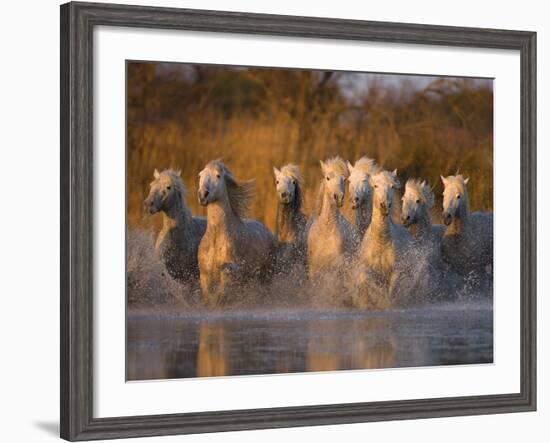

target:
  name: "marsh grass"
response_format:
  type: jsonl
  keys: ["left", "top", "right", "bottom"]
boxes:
{"left": 127, "top": 63, "right": 492, "bottom": 233}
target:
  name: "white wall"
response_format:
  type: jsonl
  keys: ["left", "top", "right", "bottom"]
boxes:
{"left": 0, "top": 0, "right": 546, "bottom": 441}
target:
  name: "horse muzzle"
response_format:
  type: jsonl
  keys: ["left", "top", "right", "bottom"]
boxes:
{"left": 333, "top": 193, "right": 344, "bottom": 208}
{"left": 279, "top": 192, "right": 291, "bottom": 204}
{"left": 144, "top": 198, "right": 159, "bottom": 215}
{"left": 198, "top": 190, "right": 210, "bottom": 206}
{"left": 401, "top": 214, "right": 412, "bottom": 226}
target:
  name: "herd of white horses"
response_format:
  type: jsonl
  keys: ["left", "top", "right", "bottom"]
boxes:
{"left": 143, "top": 156, "right": 493, "bottom": 309}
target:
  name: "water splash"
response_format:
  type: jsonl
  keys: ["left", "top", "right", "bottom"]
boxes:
{"left": 127, "top": 230, "right": 201, "bottom": 309}
{"left": 127, "top": 229, "right": 492, "bottom": 312}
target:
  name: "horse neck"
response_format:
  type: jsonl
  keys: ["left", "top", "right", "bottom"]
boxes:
{"left": 411, "top": 207, "right": 432, "bottom": 239}
{"left": 370, "top": 206, "right": 392, "bottom": 243}
{"left": 355, "top": 201, "right": 372, "bottom": 235}
{"left": 277, "top": 200, "right": 302, "bottom": 242}
{"left": 446, "top": 202, "right": 470, "bottom": 236}
{"left": 205, "top": 194, "right": 241, "bottom": 233}
{"left": 162, "top": 196, "right": 192, "bottom": 233}
{"left": 319, "top": 191, "right": 339, "bottom": 226}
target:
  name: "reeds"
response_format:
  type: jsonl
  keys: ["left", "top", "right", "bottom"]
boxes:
{"left": 128, "top": 63, "right": 493, "bottom": 233}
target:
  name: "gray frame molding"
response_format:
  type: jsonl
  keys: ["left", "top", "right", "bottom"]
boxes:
{"left": 60, "top": 2, "right": 536, "bottom": 441}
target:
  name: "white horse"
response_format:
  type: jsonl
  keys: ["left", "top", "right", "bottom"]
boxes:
{"left": 401, "top": 179, "right": 444, "bottom": 251}
{"left": 400, "top": 178, "right": 449, "bottom": 301}
{"left": 356, "top": 169, "right": 410, "bottom": 308}
{"left": 441, "top": 174, "right": 493, "bottom": 275}
{"left": 273, "top": 164, "right": 308, "bottom": 270}
{"left": 144, "top": 168, "right": 206, "bottom": 283}
{"left": 347, "top": 156, "right": 379, "bottom": 237}
{"left": 197, "top": 160, "right": 276, "bottom": 306}
{"left": 307, "top": 157, "right": 360, "bottom": 281}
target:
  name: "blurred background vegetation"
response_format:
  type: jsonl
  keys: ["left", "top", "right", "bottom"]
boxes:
{"left": 127, "top": 62, "right": 493, "bottom": 232}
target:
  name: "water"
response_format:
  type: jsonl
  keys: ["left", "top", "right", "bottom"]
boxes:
{"left": 127, "top": 302, "right": 493, "bottom": 380}
{"left": 126, "top": 230, "right": 493, "bottom": 380}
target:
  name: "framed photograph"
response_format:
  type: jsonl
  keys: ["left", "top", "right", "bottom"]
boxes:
{"left": 60, "top": 1, "right": 536, "bottom": 440}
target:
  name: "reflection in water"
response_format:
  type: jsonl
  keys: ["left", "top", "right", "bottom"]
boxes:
{"left": 197, "top": 323, "right": 230, "bottom": 377}
{"left": 127, "top": 302, "right": 493, "bottom": 381}
{"left": 306, "top": 318, "right": 396, "bottom": 372}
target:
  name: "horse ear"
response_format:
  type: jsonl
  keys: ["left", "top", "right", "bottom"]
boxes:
{"left": 175, "top": 169, "right": 181, "bottom": 177}
{"left": 319, "top": 160, "right": 326, "bottom": 173}
{"left": 154, "top": 169, "right": 160, "bottom": 179}
{"left": 391, "top": 169, "right": 398, "bottom": 178}
{"left": 273, "top": 166, "right": 280, "bottom": 177}
{"left": 346, "top": 160, "right": 354, "bottom": 173}
{"left": 441, "top": 175, "right": 447, "bottom": 186}
{"left": 421, "top": 180, "right": 426, "bottom": 187}
{"left": 464, "top": 177, "right": 470, "bottom": 185}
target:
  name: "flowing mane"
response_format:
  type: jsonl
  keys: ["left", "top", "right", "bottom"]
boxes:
{"left": 206, "top": 159, "right": 255, "bottom": 219}
{"left": 324, "top": 156, "right": 349, "bottom": 177}
{"left": 353, "top": 156, "right": 379, "bottom": 175}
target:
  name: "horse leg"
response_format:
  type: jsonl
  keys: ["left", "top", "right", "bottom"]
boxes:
{"left": 219, "top": 262, "right": 240, "bottom": 304}
{"left": 387, "top": 271, "right": 402, "bottom": 308}
{"left": 351, "top": 268, "right": 371, "bottom": 309}
{"left": 200, "top": 272, "right": 219, "bottom": 308}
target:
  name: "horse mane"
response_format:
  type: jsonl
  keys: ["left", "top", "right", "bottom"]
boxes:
{"left": 353, "top": 156, "right": 379, "bottom": 175}
{"left": 371, "top": 169, "right": 400, "bottom": 189}
{"left": 324, "top": 156, "right": 349, "bottom": 178}
{"left": 406, "top": 179, "right": 434, "bottom": 208}
{"left": 207, "top": 159, "right": 255, "bottom": 219}
{"left": 280, "top": 164, "right": 304, "bottom": 211}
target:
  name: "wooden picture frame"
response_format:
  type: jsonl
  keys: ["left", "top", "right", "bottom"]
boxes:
{"left": 60, "top": 1, "right": 536, "bottom": 440}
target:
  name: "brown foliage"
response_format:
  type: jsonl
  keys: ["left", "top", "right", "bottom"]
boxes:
{"left": 128, "top": 63, "right": 492, "bottom": 232}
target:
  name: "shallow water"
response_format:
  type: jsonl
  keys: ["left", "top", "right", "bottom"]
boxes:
{"left": 127, "top": 302, "right": 493, "bottom": 380}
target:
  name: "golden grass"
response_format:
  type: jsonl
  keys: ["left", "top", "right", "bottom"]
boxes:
{"left": 127, "top": 63, "right": 493, "bottom": 233}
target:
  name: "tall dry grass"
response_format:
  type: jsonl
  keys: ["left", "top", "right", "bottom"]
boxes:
{"left": 127, "top": 63, "right": 493, "bottom": 233}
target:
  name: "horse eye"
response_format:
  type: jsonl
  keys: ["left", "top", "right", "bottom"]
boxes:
{"left": 326, "top": 176, "right": 330, "bottom": 181}
{"left": 457, "top": 195, "right": 461, "bottom": 199}
{"left": 216, "top": 173, "right": 221, "bottom": 179}
{"left": 276, "top": 180, "right": 279, "bottom": 185}
{"left": 416, "top": 199, "right": 420, "bottom": 204}
{"left": 374, "top": 184, "right": 378, "bottom": 188}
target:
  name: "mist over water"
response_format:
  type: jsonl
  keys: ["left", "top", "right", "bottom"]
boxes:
{"left": 127, "top": 229, "right": 493, "bottom": 380}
